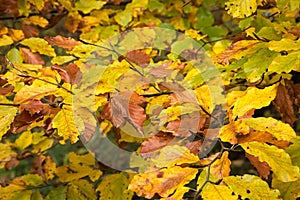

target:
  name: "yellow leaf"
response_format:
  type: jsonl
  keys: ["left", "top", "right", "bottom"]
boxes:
{"left": 28, "top": 0, "right": 44, "bottom": 11}
{"left": 68, "top": 152, "right": 96, "bottom": 166}
{"left": 219, "top": 120, "right": 250, "bottom": 144}
{"left": 268, "top": 38, "right": 300, "bottom": 52}
{"left": 232, "top": 84, "right": 277, "bottom": 119}
{"left": 24, "top": 16, "right": 49, "bottom": 28}
{"left": 44, "top": 156, "right": 56, "bottom": 180}
{"left": 241, "top": 142, "right": 300, "bottom": 182}
{"left": 225, "top": 0, "right": 258, "bottom": 18}
{"left": 20, "top": 38, "right": 56, "bottom": 57}
{"left": 56, "top": 163, "right": 95, "bottom": 182}
{"left": 223, "top": 174, "right": 280, "bottom": 199}
{"left": 67, "top": 179, "right": 97, "bottom": 200}
{"left": 32, "top": 138, "right": 54, "bottom": 153}
{"left": 128, "top": 166, "right": 198, "bottom": 198}
{"left": 0, "top": 35, "right": 14, "bottom": 46}
{"left": 152, "top": 145, "right": 200, "bottom": 168}
{"left": 243, "top": 117, "right": 296, "bottom": 141}
{"left": 96, "top": 173, "right": 134, "bottom": 200}
{"left": 8, "top": 29, "right": 24, "bottom": 41}
{"left": 51, "top": 56, "right": 76, "bottom": 65}
{"left": 0, "top": 97, "right": 18, "bottom": 139}
{"left": 210, "top": 151, "right": 231, "bottom": 180}
{"left": 202, "top": 183, "right": 237, "bottom": 200}
{"left": 52, "top": 107, "right": 80, "bottom": 144}
{"left": 15, "top": 131, "right": 33, "bottom": 150}
{"left": 75, "top": 0, "right": 106, "bottom": 14}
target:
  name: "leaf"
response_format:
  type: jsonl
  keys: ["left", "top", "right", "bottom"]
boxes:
{"left": 210, "top": 151, "right": 231, "bottom": 180}
{"left": 51, "top": 56, "right": 76, "bottom": 65}
{"left": 125, "top": 50, "right": 150, "bottom": 67}
{"left": 20, "top": 38, "right": 56, "bottom": 57}
{"left": 45, "top": 35, "right": 80, "bottom": 50}
{"left": 0, "top": 35, "right": 14, "bottom": 46}
{"left": 243, "top": 117, "right": 296, "bottom": 141}
{"left": 28, "top": 0, "right": 44, "bottom": 11}
{"left": 241, "top": 142, "right": 300, "bottom": 182}
{"left": 15, "top": 130, "right": 33, "bottom": 150}
{"left": 17, "top": 174, "right": 43, "bottom": 186}
{"left": 268, "top": 38, "right": 300, "bottom": 51}
{"left": 223, "top": 174, "right": 280, "bottom": 199}
{"left": 0, "top": 100, "right": 18, "bottom": 139}
{"left": 20, "top": 47, "right": 45, "bottom": 65}
{"left": 68, "top": 152, "right": 96, "bottom": 166}
{"left": 67, "top": 179, "right": 97, "bottom": 200}
{"left": 140, "top": 133, "right": 174, "bottom": 155}
{"left": 232, "top": 84, "right": 277, "bottom": 119}
{"left": 201, "top": 183, "right": 237, "bottom": 200}
{"left": 286, "top": 137, "right": 300, "bottom": 168}
{"left": 96, "top": 173, "right": 134, "bottom": 200}
{"left": 52, "top": 107, "right": 80, "bottom": 144}
{"left": 268, "top": 51, "right": 300, "bottom": 74}
{"left": 246, "top": 153, "right": 271, "bottom": 179}
{"left": 52, "top": 63, "right": 82, "bottom": 84}
{"left": 114, "top": 10, "right": 132, "bottom": 27}
{"left": 45, "top": 185, "right": 67, "bottom": 200}
{"left": 152, "top": 145, "right": 200, "bottom": 168}
{"left": 272, "top": 178, "right": 300, "bottom": 200}
{"left": 225, "top": 0, "right": 258, "bottom": 18}
{"left": 24, "top": 16, "right": 48, "bottom": 28}
{"left": 273, "top": 83, "right": 298, "bottom": 125}
{"left": 75, "top": 0, "right": 106, "bottom": 14}
{"left": 128, "top": 166, "right": 198, "bottom": 198}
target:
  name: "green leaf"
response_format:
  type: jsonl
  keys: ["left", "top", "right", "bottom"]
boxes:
{"left": 114, "top": 10, "right": 132, "bottom": 27}
{"left": 21, "top": 174, "right": 43, "bottom": 186}
{"left": 241, "top": 142, "right": 300, "bottom": 182}
{"left": 96, "top": 173, "right": 134, "bottom": 200}
{"left": 75, "top": 0, "right": 106, "bottom": 14}
{"left": 243, "top": 117, "right": 297, "bottom": 141}
{"left": 45, "top": 186, "right": 67, "bottom": 200}
{"left": 194, "top": 7, "right": 214, "bottom": 29}
{"left": 268, "top": 51, "right": 300, "bottom": 74}
{"left": 20, "top": 38, "right": 56, "bottom": 57}
{"left": 223, "top": 174, "right": 280, "bottom": 199}
{"left": 7, "top": 48, "right": 23, "bottom": 64}
{"left": 232, "top": 84, "right": 277, "bottom": 119}
{"left": 272, "top": 178, "right": 300, "bottom": 200}
{"left": 286, "top": 137, "right": 300, "bottom": 168}
{"left": 243, "top": 48, "right": 278, "bottom": 82}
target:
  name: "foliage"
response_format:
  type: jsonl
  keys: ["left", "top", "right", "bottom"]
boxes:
{"left": 0, "top": 0, "right": 300, "bottom": 199}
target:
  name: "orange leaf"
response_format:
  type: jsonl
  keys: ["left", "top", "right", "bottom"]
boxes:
{"left": 45, "top": 35, "right": 80, "bottom": 50}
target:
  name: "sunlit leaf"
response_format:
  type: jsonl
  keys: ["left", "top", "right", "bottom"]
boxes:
{"left": 128, "top": 166, "right": 198, "bottom": 198}
{"left": 20, "top": 38, "right": 56, "bottom": 57}
{"left": 241, "top": 142, "right": 300, "bottom": 182}
{"left": 232, "top": 84, "right": 277, "bottom": 119}
{"left": 223, "top": 174, "right": 280, "bottom": 199}
{"left": 225, "top": 0, "right": 258, "bottom": 18}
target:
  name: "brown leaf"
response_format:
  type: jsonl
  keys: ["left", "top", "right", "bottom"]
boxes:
{"left": 246, "top": 153, "right": 271, "bottom": 179}
{"left": 166, "top": 114, "right": 207, "bottom": 137}
{"left": 101, "top": 91, "right": 146, "bottom": 136}
{"left": 11, "top": 110, "right": 44, "bottom": 133}
{"left": 21, "top": 24, "right": 39, "bottom": 38}
{"left": 140, "top": 132, "right": 175, "bottom": 156}
{"left": 0, "top": 0, "right": 19, "bottom": 16}
{"left": 5, "top": 155, "right": 19, "bottom": 170}
{"left": 125, "top": 50, "right": 150, "bottom": 67}
{"left": 51, "top": 63, "right": 82, "bottom": 84}
{"left": 44, "top": 35, "right": 79, "bottom": 50}
{"left": 288, "top": 26, "right": 300, "bottom": 37}
{"left": 19, "top": 100, "right": 51, "bottom": 116}
{"left": 185, "top": 140, "right": 203, "bottom": 155}
{"left": 149, "top": 65, "right": 174, "bottom": 78}
{"left": 30, "top": 155, "right": 46, "bottom": 180}
{"left": 273, "top": 83, "right": 297, "bottom": 126}
{"left": 20, "top": 47, "right": 45, "bottom": 65}
{"left": 0, "top": 78, "right": 14, "bottom": 95}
